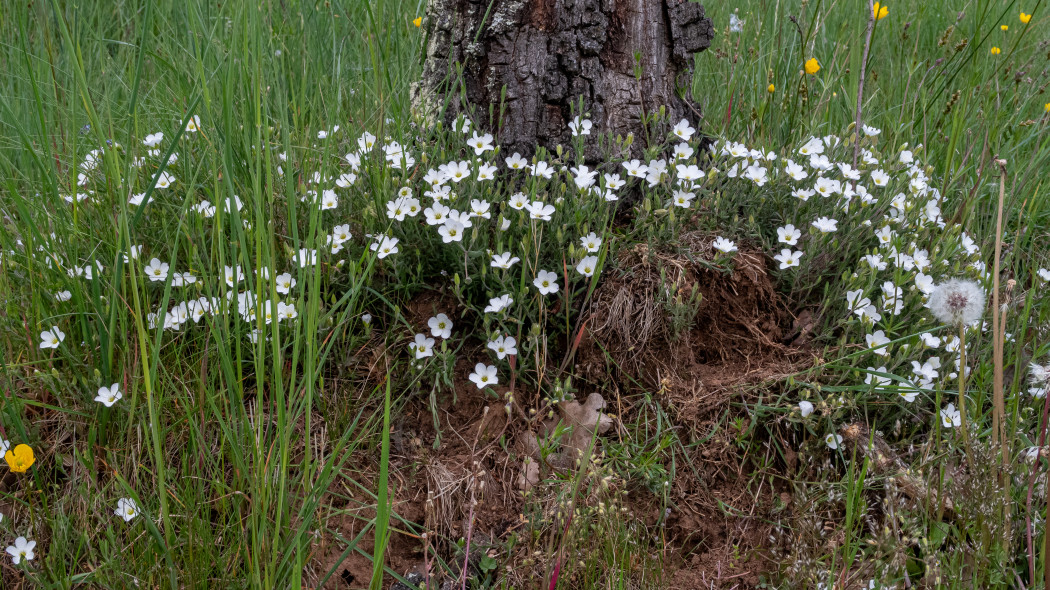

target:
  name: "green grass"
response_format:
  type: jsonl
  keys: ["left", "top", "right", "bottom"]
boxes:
{"left": 0, "top": 0, "right": 1048, "bottom": 588}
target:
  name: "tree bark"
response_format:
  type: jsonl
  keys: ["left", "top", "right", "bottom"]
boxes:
{"left": 414, "top": 0, "right": 714, "bottom": 157}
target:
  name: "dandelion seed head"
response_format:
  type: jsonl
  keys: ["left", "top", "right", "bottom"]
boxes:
{"left": 928, "top": 279, "right": 984, "bottom": 325}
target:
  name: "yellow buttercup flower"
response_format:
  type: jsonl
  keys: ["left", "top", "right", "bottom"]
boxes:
{"left": 990, "top": 46, "right": 1001, "bottom": 55}
{"left": 5, "top": 444, "right": 35, "bottom": 473}
{"left": 1045, "top": 102, "right": 1050, "bottom": 112}
{"left": 767, "top": 84, "right": 775, "bottom": 93}
{"left": 804, "top": 58, "right": 821, "bottom": 75}
{"left": 413, "top": 17, "right": 422, "bottom": 27}
{"left": 1020, "top": 12, "right": 1032, "bottom": 24}
{"left": 873, "top": 2, "right": 888, "bottom": 20}
{"left": 1001, "top": 24, "right": 1009, "bottom": 31}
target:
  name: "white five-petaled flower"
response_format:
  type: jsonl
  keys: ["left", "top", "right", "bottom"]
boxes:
{"left": 6, "top": 537, "right": 36, "bottom": 564}
{"left": 487, "top": 335, "right": 518, "bottom": 359}
{"left": 533, "top": 270, "right": 559, "bottom": 295}
{"left": 428, "top": 314, "right": 453, "bottom": 339}
{"left": 825, "top": 433, "right": 842, "bottom": 450}
{"left": 811, "top": 217, "right": 838, "bottom": 233}
{"left": 155, "top": 172, "right": 175, "bottom": 189}
{"left": 569, "top": 116, "right": 593, "bottom": 136}
{"left": 143, "top": 132, "right": 164, "bottom": 147}
{"left": 491, "top": 252, "right": 521, "bottom": 269}
{"left": 798, "top": 400, "right": 814, "bottom": 417}
{"left": 712, "top": 237, "right": 737, "bottom": 254}
{"left": 467, "top": 132, "right": 494, "bottom": 154}
{"left": 468, "top": 363, "right": 499, "bottom": 389}
{"left": 411, "top": 333, "right": 435, "bottom": 359}
{"left": 576, "top": 255, "right": 598, "bottom": 277}
{"left": 485, "top": 294, "right": 513, "bottom": 314}
{"left": 145, "top": 258, "right": 169, "bottom": 282}
{"left": 371, "top": 236, "right": 400, "bottom": 259}
{"left": 580, "top": 233, "right": 602, "bottom": 252}
{"left": 672, "top": 119, "right": 695, "bottom": 141}
{"left": 40, "top": 326, "right": 65, "bottom": 349}
{"left": 95, "top": 383, "right": 122, "bottom": 407}
{"left": 777, "top": 225, "right": 801, "bottom": 246}
{"left": 505, "top": 153, "right": 528, "bottom": 170}
{"left": 940, "top": 403, "right": 961, "bottom": 428}
{"left": 115, "top": 498, "right": 139, "bottom": 522}
{"left": 866, "top": 330, "right": 891, "bottom": 355}
{"left": 774, "top": 249, "right": 803, "bottom": 269}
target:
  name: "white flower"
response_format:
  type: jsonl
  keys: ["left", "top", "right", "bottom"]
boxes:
{"left": 742, "top": 164, "right": 768, "bottom": 186}
{"left": 468, "top": 363, "right": 499, "bottom": 389}
{"left": 774, "top": 249, "right": 803, "bottom": 269}
{"left": 940, "top": 403, "right": 961, "bottom": 428}
{"left": 185, "top": 115, "right": 201, "bottom": 133}
{"left": 799, "top": 400, "right": 814, "bottom": 417}
{"left": 143, "top": 132, "right": 164, "bottom": 147}
{"left": 55, "top": 290, "right": 72, "bottom": 302}
{"left": 675, "top": 164, "right": 705, "bottom": 183}
{"left": 569, "top": 116, "right": 592, "bottom": 136}
{"left": 6, "top": 537, "right": 36, "bottom": 564}
{"left": 155, "top": 171, "right": 175, "bottom": 189}
{"left": 870, "top": 169, "right": 890, "bottom": 187}
{"left": 224, "top": 265, "right": 244, "bottom": 287}
{"left": 580, "top": 233, "right": 602, "bottom": 252}
{"left": 672, "top": 119, "right": 695, "bottom": 141}
{"left": 296, "top": 248, "right": 317, "bottom": 267}
{"left": 671, "top": 190, "right": 695, "bottom": 208}
{"left": 1038, "top": 268, "right": 1050, "bottom": 282}
{"left": 277, "top": 301, "right": 298, "bottom": 321}
{"left": 865, "top": 366, "right": 891, "bottom": 387}
{"left": 428, "top": 314, "right": 453, "bottom": 339}
{"left": 811, "top": 217, "right": 838, "bottom": 233}
{"left": 95, "top": 383, "right": 122, "bottom": 407}
{"left": 171, "top": 272, "right": 197, "bottom": 287}
{"left": 40, "top": 326, "right": 66, "bottom": 349}
{"left": 145, "top": 258, "right": 169, "bottom": 282}
{"left": 505, "top": 153, "right": 528, "bottom": 170}
{"left": 129, "top": 192, "right": 150, "bottom": 206}
{"left": 528, "top": 201, "right": 555, "bottom": 221}
{"left": 673, "top": 143, "right": 694, "bottom": 160}
{"left": 442, "top": 160, "right": 471, "bottom": 183}
{"left": 784, "top": 160, "right": 808, "bottom": 181}
{"left": 825, "top": 433, "right": 843, "bottom": 450}
{"left": 491, "top": 252, "right": 521, "bottom": 269}
{"left": 862, "top": 125, "right": 881, "bottom": 136}
{"left": 371, "top": 236, "right": 400, "bottom": 259}
{"left": 623, "top": 159, "right": 646, "bottom": 178}
{"left": 411, "top": 333, "right": 435, "bottom": 359}
{"left": 576, "top": 256, "right": 598, "bottom": 277}
{"left": 712, "top": 237, "right": 737, "bottom": 254}
{"left": 866, "top": 330, "right": 891, "bottom": 355}
{"left": 438, "top": 219, "right": 465, "bottom": 243}
{"left": 918, "top": 332, "right": 941, "bottom": 348}
{"left": 321, "top": 190, "right": 339, "bottom": 210}
{"left": 534, "top": 270, "right": 559, "bottom": 295}
{"left": 424, "top": 202, "right": 451, "bottom": 225}
{"left": 928, "top": 279, "right": 985, "bottom": 326}
{"left": 531, "top": 161, "right": 555, "bottom": 179}
{"left": 0, "top": 440, "right": 8, "bottom": 455}
{"left": 487, "top": 335, "right": 518, "bottom": 359}
{"left": 467, "top": 132, "right": 494, "bottom": 154}
{"left": 115, "top": 498, "right": 139, "bottom": 522}
{"left": 777, "top": 225, "right": 801, "bottom": 246}
{"left": 485, "top": 294, "right": 513, "bottom": 314}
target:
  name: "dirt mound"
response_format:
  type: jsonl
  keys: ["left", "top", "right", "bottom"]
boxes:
{"left": 580, "top": 231, "right": 795, "bottom": 418}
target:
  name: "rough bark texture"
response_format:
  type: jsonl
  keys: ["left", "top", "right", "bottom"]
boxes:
{"left": 414, "top": 0, "right": 714, "bottom": 156}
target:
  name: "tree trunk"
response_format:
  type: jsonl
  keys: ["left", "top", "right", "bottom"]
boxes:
{"left": 414, "top": 0, "right": 714, "bottom": 157}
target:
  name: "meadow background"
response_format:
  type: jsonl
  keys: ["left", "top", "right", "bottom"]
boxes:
{"left": 0, "top": 0, "right": 1048, "bottom": 588}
